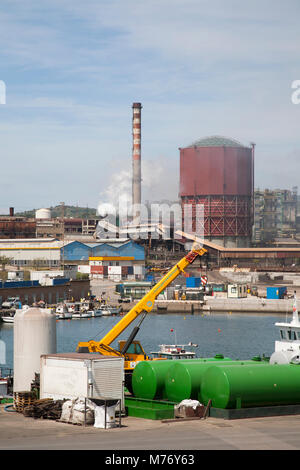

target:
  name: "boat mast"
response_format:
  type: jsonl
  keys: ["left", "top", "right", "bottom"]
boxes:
{"left": 292, "top": 291, "right": 299, "bottom": 325}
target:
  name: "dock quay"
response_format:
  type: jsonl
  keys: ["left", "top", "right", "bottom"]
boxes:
{"left": 1, "top": 403, "right": 300, "bottom": 450}
{"left": 120, "top": 298, "right": 295, "bottom": 314}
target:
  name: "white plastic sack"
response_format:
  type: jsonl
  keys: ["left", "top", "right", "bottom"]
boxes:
{"left": 60, "top": 397, "right": 96, "bottom": 425}
{"left": 174, "top": 399, "right": 204, "bottom": 418}
{"left": 60, "top": 399, "right": 74, "bottom": 423}
{"left": 178, "top": 399, "right": 202, "bottom": 410}
{"left": 94, "top": 404, "right": 117, "bottom": 429}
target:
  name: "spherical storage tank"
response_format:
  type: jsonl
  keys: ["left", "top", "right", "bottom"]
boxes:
{"left": 13, "top": 308, "right": 57, "bottom": 392}
{"left": 35, "top": 208, "right": 51, "bottom": 219}
{"left": 179, "top": 136, "right": 254, "bottom": 247}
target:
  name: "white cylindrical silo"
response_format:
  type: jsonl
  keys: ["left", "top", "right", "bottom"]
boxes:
{"left": 35, "top": 208, "right": 51, "bottom": 219}
{"left": 13, "top": 308, "right": 57, "bottom": 393}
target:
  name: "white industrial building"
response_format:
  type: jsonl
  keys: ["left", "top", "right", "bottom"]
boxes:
{"left": 0, "top": 238, "right": 63, "bottom": 268}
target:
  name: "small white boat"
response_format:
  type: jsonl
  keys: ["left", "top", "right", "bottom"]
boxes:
{"left": 97, "top": 304, "right": 121, "bottom": 316}
{"left": 1, "top": 313, "right": 15, "bottom": 323}
{"left": 1, "top": 305, "right": 30, "bottom": 323}
{"left": 91, "top": 309, "right": 102, "bottom": 317}
{"left": 72, "top": 311, "right": 92, "bottom": 319}
{"left": 150, "top": 343, "right": 198, "bottom": 360}
{"left": 56, "top": 304, "right": 72, "bottom": 320}
{"left": 270, "top": 292, "right": 300, "bottom": 364}
{"left": 80, "top": 311, "right": 92, "bottom": 318}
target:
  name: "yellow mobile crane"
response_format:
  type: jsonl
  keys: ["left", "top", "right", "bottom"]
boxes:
{"left": 77, "top": 244, "right": 207, "bottom": 389}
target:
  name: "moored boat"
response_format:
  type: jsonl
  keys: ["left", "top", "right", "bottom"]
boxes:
{"left": 150, "top": 343, "right": 198, "bottom": 360}
{"left": 1, "top": 305, "right": 30, "bottom": 323}
{"left": 96, "top": 304, "right": 121, "bottom": 316}
{"left": 55, "top": 304, "right": 72, "bottom": 320}
{"left": 270, "top": 292, "right": 300, "bottom": 364}
{"left": 1, "top": 313, "right": 15, "bottom": 323}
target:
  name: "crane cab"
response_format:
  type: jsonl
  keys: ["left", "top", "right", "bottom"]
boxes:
{"left": 118, "top": 340, "right": 148, "bottom": 368}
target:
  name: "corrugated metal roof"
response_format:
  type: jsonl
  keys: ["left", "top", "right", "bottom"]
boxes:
{"left": 187, "top": 135, "right": 247, "bottom": 148}
{"left": 85, "top": 240, "right": 131, "bottom": 249}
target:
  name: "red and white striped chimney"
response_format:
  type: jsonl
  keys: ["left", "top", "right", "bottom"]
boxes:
{"left": 132, "top": 102, "right": 142, "bottom": 222}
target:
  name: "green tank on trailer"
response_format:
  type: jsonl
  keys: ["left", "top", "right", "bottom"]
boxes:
{"left": 165, "top": 358, "right": 268, "bottom": 403}
{"left": 132, "top": 355, "right": 232, "bottom": 400}
{"left": 200, "top": 363, "right": 300, "bottom": 409}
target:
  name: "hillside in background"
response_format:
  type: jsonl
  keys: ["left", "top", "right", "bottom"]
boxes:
{"left": 15, "top": 205, "right": 99, "bottom": 219}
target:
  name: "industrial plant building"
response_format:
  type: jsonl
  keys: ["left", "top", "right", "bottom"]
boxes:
{"left": 0, "top": 208, "right": 36, "bottom": 238}
{"left": 0, "top": 207, "right": 101, "bottom": 240}
{"left": 253, "top": 187, "right": 299, "bottom": 245}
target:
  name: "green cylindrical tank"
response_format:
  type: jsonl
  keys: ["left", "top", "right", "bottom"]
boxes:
{"left": 165, "top": 359, "right": 268, "bottom": 403}
{"left": 132, "top": 355, "right": 232, "bottom": 400}
{"left": 201, "top": 363, "right": 300, "bottom": 409}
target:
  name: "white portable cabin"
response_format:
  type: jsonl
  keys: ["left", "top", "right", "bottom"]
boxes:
{"left": 227, "top": 284, "right": 247, "bottom": 298}
{"left": 40, "top": 353, "right": 124, "bottom": 407}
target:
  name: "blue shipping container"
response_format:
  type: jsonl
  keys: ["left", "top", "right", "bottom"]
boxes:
{"left": 186, "top": 277, "right": 201, "bottom": 288}
{"left": 52, "top": 278, "right": 69, "bottom": 285}
{"left": 267, "top": 286, "right": 287, "bottom": 299}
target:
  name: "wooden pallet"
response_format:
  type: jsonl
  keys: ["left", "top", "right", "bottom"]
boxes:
{"left": 13, "top": 391, "right": 36, "bottom": 413}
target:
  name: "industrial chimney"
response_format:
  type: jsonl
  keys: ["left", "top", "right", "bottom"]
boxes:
{"left": 132, "top": 102, "right": 142, "bottom": 223}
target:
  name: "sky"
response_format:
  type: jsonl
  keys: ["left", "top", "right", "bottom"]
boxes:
{"left": 0, "top": 0, "right": 300, "bottom": 213}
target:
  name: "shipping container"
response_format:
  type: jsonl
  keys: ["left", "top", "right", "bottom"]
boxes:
{"left": 52, "top": 278, "right": 69, "bottom": 285}
{"left": 90, "top": 265, "right": 104, "bottom": 274}
{"left": 186, "top": 277, "right": 201, "bottom": 288}
{"left": 108, "top": 266, "right": 122, "bottom": 274}
{"left": 267, "top": 286, "right": 287, "bottom": 299}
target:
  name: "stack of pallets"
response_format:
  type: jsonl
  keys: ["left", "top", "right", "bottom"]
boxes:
{"left": 13, "top": 391, "right": 36, "bottom": 413}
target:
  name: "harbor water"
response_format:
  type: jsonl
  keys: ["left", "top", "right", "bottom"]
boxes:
{"left": 0, "top": 313, "right": 284, "bottom": 373}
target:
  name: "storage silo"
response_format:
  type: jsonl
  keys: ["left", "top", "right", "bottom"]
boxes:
{"left": 179, "top": 136, "right": 254, "bottom": 247}
{"left": 13, "top": 308, "right": 57, "bottom": 393}
{"left": 35, "top": 208, "right": 51, "bottom": 219}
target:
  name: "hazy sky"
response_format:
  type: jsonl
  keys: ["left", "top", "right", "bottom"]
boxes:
{"left": 0, "top": 0, "right": 300, "bottom": 213}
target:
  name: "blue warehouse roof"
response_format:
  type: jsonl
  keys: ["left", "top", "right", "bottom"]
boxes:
{"left": 62, "top": 239, "right": 145, "bottom": 261}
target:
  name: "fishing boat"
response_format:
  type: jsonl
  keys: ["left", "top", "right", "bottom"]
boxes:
{"left": 150, "top": 343, "right": 198, "bottom": 360}
{"left": 1, "top": 312, "right": 15, "bottom": 323}
{"left": 71, "top": 310, "right": 92, "bottom": 319}
{"left": 270, "top": 292, "right": 300, "bottom": 364}
{"left": 95, "top": 304, "right": 121, "bottom": 316}
{"left": 1, "top": 305, "right": 30, "bottom": 323}
{"left": 55, "top": 304, "right": 72, "bottom": 320}
{"left": 91, "top": 309, "right": 102, "bottom": 317}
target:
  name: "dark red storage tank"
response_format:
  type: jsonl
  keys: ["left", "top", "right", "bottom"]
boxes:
{"left": 179, "top": 136, "right": 254, "bottom": 247}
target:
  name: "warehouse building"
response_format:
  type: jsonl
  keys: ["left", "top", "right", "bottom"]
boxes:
{"left": 62, "top": 239, "right": 145, "bottom": 281}
{"left": 0, "top": 279, "right": 90, "bottom": 307}
{"left": 0, "top": 238, "right": 145, "bottom": 281}
{"left": 0, "top": 238, "right": 63, "bottom": 268}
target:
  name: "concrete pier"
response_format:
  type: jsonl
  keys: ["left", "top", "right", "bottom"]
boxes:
{"left": 121, "top": 297, "right": 294, "bottom": 314}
